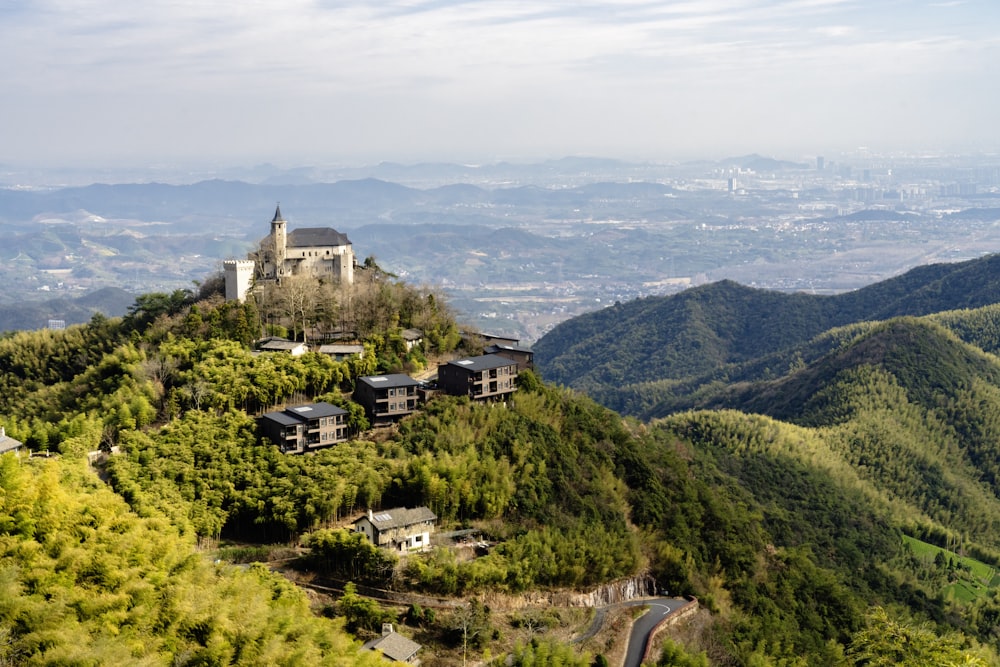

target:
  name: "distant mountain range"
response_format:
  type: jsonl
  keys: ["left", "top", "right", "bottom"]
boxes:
{"left": 0, "top": 176, "right": 691, "bottom": 233}
{"left": 535, "top": 253, "right": 1000, "bottom": 417}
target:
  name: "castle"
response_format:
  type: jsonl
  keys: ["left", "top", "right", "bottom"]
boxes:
{"left": 224, "top": 205, "right": 355, "bottom": 302}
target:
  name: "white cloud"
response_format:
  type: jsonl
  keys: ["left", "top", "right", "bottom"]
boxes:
{"left": 1, "top": 0, "right": 997, "bottom": 165}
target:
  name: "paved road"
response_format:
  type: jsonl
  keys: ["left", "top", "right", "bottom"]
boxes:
{"left": 621, "top": 598, "right": 689, "bottom": 667}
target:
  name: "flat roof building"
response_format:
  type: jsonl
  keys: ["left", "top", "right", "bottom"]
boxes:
{"left": 354, "top": 374, "right": 421, "bottom": 426}
{"left": 258, "top": 402, "right": 349, "bottom": 454}
{"left": 438, "top": 354, "right": 518, "bottom": 402}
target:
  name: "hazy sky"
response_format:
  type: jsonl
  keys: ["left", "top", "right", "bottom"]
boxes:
{"left": 2, "top": 0, "right": 998, "bottom": 167}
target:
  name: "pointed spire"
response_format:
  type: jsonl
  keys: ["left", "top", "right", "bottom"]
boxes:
{"left": 272, "top": 204, "right": 284, "bottom": 223}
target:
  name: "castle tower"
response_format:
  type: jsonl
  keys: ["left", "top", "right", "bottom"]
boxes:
{"left": 223, "top": 259, "right": 256, "bottom": 303}
{"left": 270, "top": 204, "right": 287, "bottom": 278}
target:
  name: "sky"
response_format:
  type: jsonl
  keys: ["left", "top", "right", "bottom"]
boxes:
{"left": 2, "top": 0, "right": 999, "bottom": 168}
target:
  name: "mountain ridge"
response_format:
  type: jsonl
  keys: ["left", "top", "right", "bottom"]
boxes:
{"left": 536, "top": 253, "right": 1000, "bottom": 404}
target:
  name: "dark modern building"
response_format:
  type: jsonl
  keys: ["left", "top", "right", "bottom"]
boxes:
{"left": 437, "top": 354, "right": 518, "bottom": 401}
{"left": 258, "top": 402, "right": 349, "bottom": 454}
{"left": 353, "top": 374, "right": 421, "bottom": 426}
{"left": 484, "top": 342, "right": 534, "bottom": 372}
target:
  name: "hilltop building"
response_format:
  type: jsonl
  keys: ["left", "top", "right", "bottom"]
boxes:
{"left": 224, "top": 205, "right": 355, "bottom": 303}
{"left": 258, "top": 402, "right": 349, "bottom": 454}
{"left": 438, "top": 354, "right": 518, "bottom": 402}
{"left": 484, "top": 342, "right": 534, "bottom": 372}
{"left": 354, "top": 374, "right": 421, "bottom": 426}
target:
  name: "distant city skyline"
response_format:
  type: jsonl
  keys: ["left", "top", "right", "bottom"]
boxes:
{"left": 2, "top": 0, "right": 999, "bottom": 168}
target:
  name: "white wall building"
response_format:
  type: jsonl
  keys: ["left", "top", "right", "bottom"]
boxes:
{"left": 224, "top": 205, "right": 355, "bottom": 302}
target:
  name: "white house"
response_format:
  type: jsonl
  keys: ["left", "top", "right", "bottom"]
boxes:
{"left": 353, "top": 507, "right": 436, "bottom": 552}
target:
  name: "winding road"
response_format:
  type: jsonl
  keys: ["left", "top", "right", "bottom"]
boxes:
{"left": 621, "top": 597, "right": 689, "bottom": 667}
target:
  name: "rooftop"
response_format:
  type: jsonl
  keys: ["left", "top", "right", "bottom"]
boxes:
{"left": 363, "top": 632, "right": 421, "bottom": 663}
{"left": 288, "top": 227, "right": 351, "bottom": 248}
{"left": 355, "top": 506, "right": 436, "bottom": 530}
{"left": 260, "top": 402, "right": 348, "bottom": 426}
{"left": 446, "top": 354, "right": 518, "bottom": 372}
{"left": 358, "top": 373, "right": 420, "bottom": 389}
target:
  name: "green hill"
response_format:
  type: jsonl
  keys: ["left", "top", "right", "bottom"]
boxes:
{"left": 2, "top": 283, "right": 1000, "bottom": 664}
{"left": 535, "top": 253, "right": 1000, "bottom": 408}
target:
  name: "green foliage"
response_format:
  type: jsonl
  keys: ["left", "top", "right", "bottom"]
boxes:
{"left": 303, "top": 528, "right": 397, "bottom": 583}
{"left": 847, "top": 607, "right": 990, "bottom": 666}
{"left": 0, "top": 455, "right": 383, "bottom": 666}
{"left": 105, "top": 410, "right": 394, "bottom": 541}
{"left": 657, "top": 639, "right": 710, "bottom": 667}
{"left": 900, "top": 536, "right": 1000, "bottom": 604}
{"left": 12, "top": 269, "right": 1000, "bottom": 665}
{"left": 123, "top": 289, "right": 194, "bottom": 332}
{"left": 537, "top": 254, "right": 1000, "bottom": 416}
{"left": 338, "top": 582, "right": 396, "bottom": 634}
{"left": 509, "top": 637, "right": 591, "bottom": 667}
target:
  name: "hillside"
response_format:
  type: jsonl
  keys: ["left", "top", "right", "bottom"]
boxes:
{"left": 535, "top": 253, "right": 1000, "bottom": 412}
{"left": 0, "top": 286, "right": 135, "bottom": 332}
{"left": 2, "top": 285, "right": 1000, "bottom": 664}
{"left": 676, "top": 318, "right": 1000, "bottom": 548}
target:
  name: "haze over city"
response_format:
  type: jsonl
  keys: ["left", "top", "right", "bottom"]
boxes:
{"left": 3, "top": 0, "right": 999, "bottom": 169}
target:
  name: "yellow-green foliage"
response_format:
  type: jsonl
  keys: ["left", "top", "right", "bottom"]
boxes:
{"left": 848, "top": 607, "right": 991, "bottom": 666}
{"left": 0, "top": 454, "right": 382, "bottom": 666}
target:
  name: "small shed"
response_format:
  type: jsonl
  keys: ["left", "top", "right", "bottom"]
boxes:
{"left": 401, "top": 328, "right": 424, "bottom": 351}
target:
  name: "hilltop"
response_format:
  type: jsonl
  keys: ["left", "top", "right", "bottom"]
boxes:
{"left": 2, "top": 264, "right": 1000, "bottom": 664}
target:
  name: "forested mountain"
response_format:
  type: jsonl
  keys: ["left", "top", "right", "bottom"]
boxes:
{"left": 4, "top": 269, "right": 1000, "bottom": 664}
{"left": 535, "top": 252, "right": 1000, "bottom": 413}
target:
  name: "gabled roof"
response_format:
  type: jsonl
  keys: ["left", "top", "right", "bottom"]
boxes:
{"left": 401, "top": 328, "right": 423, "bottom": 341}
{"left": 287, "top": 227, "right": 351, "bottom": 248}
{"left": 446, "top": 353, "right": 517, "bottom": 372}
{"left": 355, "top": 506, "right": 436, "bottom": 530}
{"left": 318, "top": 344, "right": 365, "bottom": 355}
{"left": 0, "top": 431, "right": 23, "bottom": 455}
{"left": 358, "top": 374, "right": 420, "bottom": 389}
{"left": 259, "top": 339, "right": 306, "bottom": 352}
{"left": 364, "top": 632, "right": 421, "bottom": 663}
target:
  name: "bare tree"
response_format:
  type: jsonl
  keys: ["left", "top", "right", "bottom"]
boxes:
{"left": 277, "top": 274, "right": 320, "bottom": 342}
{"left": 450, "top": 601, "right": 491, "bottom": 667}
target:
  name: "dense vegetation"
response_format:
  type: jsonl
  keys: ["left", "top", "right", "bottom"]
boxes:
{"left": 0, "top": 453, "right": 385, "bottom": 666}
{"left": 536, "top": 253, "right": 1000, "bottom": 413}
{"left": 5, "top": 260, "right": 1000, "bottom": 664}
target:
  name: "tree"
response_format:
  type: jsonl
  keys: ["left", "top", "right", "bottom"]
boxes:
{"left": 276, "top": 274, "right": 320, "bottom": 342}
{"left": 847, "top": 607, "right": 988, "bottom": 666}
{"left": 338, "top": 582, "right": 395, "bottom": 634}
{"left": 450, "top": 601, "right": 492, "bottom": 667}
